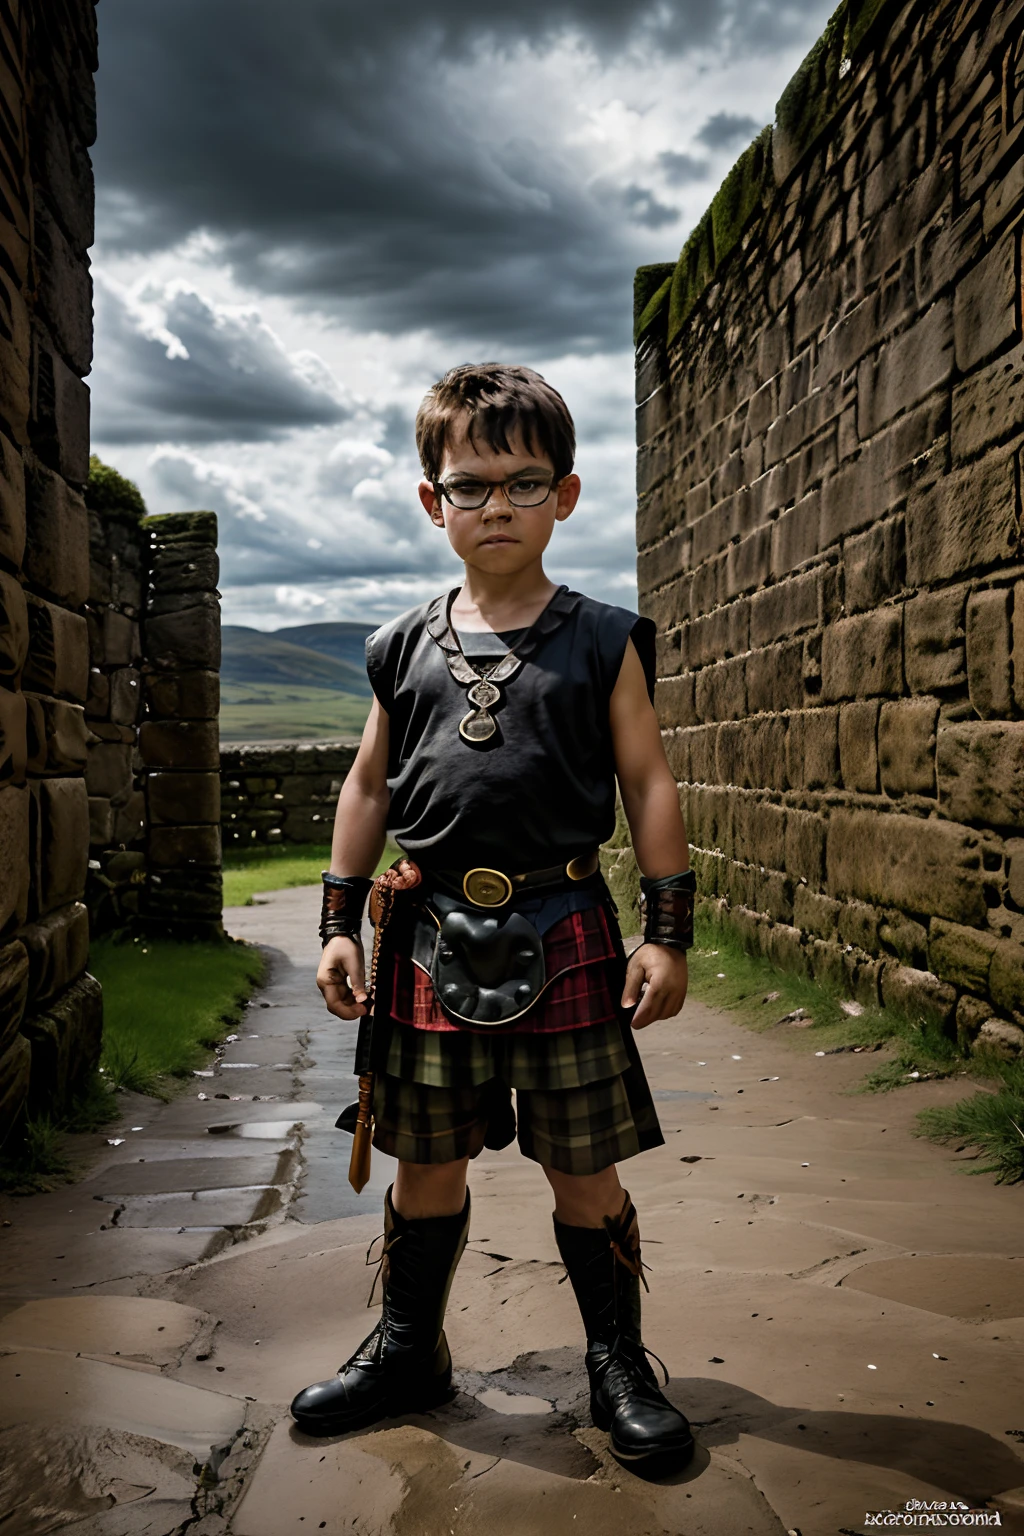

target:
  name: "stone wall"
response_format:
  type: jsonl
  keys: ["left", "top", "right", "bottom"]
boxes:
{"left": 220, "top": 741, "right": 357, "bottom": 848}
{"left": 634, "top": 0, "right": 1024, "bottom": 1053}
{"left": 0, "top": 0, "right": 102, "bottom": 1135}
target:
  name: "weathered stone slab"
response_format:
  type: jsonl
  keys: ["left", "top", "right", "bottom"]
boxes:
{"left": 0, "top": 783, "right": 30, "bottom": 929}
{"left": 147, "top": 770, "right": 220, "bottom": 826}
{"left": 906, "top": 450, "right": 1018, "bottom": 585}
{"left": 23, "top": 594, "right": 88, "bottom": 700}
{"left": 37, "top": 776, "right": 90, "bottom": 913}
{"left": 936, "top": 720, "right": 1024, "bottom": 829}
{"left": 904, "top": 586, "right": 967, "bottom": 693}
{"left": 843, "top": 516, "right": 905, "bottom": 615}
{"left": 0, "top": 682, "right": 27, "bottom": 783}
{"left": 30, "top": 333, "right": 90, "bottom": 483}
{"left": 880, "top": 962, "right": 956, "bottom": 1033}
{"left": 827, "top": 809, "right": 988, "bottom": 926}
{"left": 0, "top": 1032, "right": 30, "bottom": 1142}
{"left": 0, "top": 940, "right": 29, "bottom": 1055}
{"left": 0, "top": 1295, "right": 208, "bottom": 1367}
{"left": 19, "top": 900, "right": 89, "bottom": 1006}
{"left": 0, "top": 430, "right": 26, "bottom": 572}
{"left": 148, "top": 824, "right": 222, "bottom": 869}
{"left": 928, "top": 918, "right": 998, "bottom": 994}
{"left": 838, "top": 699, "right": 880, "bottom": 793}
{"left": 965, "top": 587, "right": 1013, "bottom": 719}
{"left": 878, "top": 698, "right": 938, "bottom": 798}
{"left": 973, "top": 1018, "right": 1024, "bottom": 1060}
{"left": 821, "top": 608, "right": 903, "bottom": 701}
{"left": 146, "top": 668, "right": 219, "bottom": 721}
{"left": 140, "top": 718, "right": 219, "bottom": 770}
{"left": 24, "top": 695, "right": 89, "bottom": 775}
{"left": 22, "top": 970, "right": 102, "bottom": 1114}
{"left": 989, "top": 939, "right": 1024, "bottom": 1021}
{"left": 953, "top": 225, "right": 1018, "bottom": 372}
{"left": 144, "top": 596, "right": 220, "bottom": 671}
{"left": 0, "top": 568, "right": 29, "bottom": 679}
{"left": 951, "top": 337, "right": 1024, "bottom": 463}
{"left": 784, "top": 708, "right": 838, "bottom": 790}
{"left": 23, "top": 461, "right": 89, "bottom": 606}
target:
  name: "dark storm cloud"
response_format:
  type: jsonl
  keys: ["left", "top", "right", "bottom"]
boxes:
{"left": 90, "top": 281, "right": 350, "bottom": 443}
{"left": 695, "top": 111, "right": 764, "bottom": 149}
{"left": 658, "top": 151, "right": 710, "bottom": 185}
{"left": 94, "top": 0, "right": 834, "bottom": 355}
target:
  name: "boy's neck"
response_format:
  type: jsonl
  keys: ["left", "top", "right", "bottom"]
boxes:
{"left": 451, "top": 562, "right": 559, "bottom": 633}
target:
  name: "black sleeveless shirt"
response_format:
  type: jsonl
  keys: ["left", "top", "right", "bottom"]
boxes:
{"left": 364, "top": 586, "right": 655, "bottom": 873}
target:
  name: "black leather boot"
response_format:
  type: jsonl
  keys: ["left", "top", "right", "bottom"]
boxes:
{"left": 554, "top": 1192, "right": 694, "bottom": 1471}
{"left": 290, "top": 1185, "right": 469, "bottom": 1436}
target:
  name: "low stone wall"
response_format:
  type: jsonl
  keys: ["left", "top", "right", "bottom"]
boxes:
{"left": 220, "top": 741, "right": 358, "bottom": 847}
{"left": 633, "top": 0, "right": 1024, "bottom": 1059}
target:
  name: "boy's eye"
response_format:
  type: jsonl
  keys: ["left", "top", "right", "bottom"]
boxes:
{"left": 509, "top": 479, "right": 542, "bottom": 493}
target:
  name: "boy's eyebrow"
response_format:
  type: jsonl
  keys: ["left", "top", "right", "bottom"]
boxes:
{"left": 444, "top": 464, "right": 552, "bottom": 479}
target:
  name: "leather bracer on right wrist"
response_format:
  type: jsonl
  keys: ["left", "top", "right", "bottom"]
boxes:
{"left": 320, "top": 873, "right": 373, "bottom": 948}
{"left": 639, "top": 869, "right": 697, "bottom": 951}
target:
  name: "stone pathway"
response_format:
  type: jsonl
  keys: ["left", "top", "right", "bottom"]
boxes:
{"left": 1, "top": 884, "right": 1022, "bottom": 1535}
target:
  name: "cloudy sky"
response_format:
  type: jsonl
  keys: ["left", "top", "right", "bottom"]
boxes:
{"left": 90, "top": 0, "right": 835, "bottom": 630}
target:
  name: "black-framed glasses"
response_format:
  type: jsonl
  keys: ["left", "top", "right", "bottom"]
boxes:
{"left": 433, "top": 472, "right": 558, "bottom": 511}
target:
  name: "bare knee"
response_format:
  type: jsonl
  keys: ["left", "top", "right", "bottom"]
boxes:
{"left": 544, "top": 1164, "right": 624, "bottom": 1227}
{"left": 393, "top": 1157, "right": 469, "bottom": 1219}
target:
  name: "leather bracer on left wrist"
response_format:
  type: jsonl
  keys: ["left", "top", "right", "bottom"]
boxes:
{"left": 639, "top": 869, "right": 696, "bottom": 951}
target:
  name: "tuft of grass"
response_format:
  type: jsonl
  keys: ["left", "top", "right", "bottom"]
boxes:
{"left": 223, "top": 839, "right": 401, "bottom": 907}
{"left": 0, "top": 1115, "right": 73, "bottom": 1193}
{"left": 915, "top": 1062, "right": 1024, "bottom": 1184}
{"left": 89, "top": 935, "right": 266, "bottom": 1085}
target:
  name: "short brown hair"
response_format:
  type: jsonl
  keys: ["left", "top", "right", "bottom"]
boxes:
{"left": 415, "top": 363, "right": 576, "bottom": 482}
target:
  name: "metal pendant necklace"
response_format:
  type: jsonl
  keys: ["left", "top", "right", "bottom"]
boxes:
{"left": 426, "top": 585, "right": 572, "bottom": 744}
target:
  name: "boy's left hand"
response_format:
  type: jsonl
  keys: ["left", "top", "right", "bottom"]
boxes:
{"left": 622, "top": 944, "right": 688, "bottom": 1029}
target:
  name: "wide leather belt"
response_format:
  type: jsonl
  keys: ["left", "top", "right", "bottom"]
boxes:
{"left": 427, "top": 850, "right": 600, "bottom": 908}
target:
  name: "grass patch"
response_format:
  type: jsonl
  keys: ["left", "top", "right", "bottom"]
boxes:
{"left": 223, "top": 840, "right": 402, "bottom": 907}
{"left": 89, "top": 935, "right": 266, "bottom": 1085}
{"left": 915, "top": 1063, "right": 1024, "bottom": 1184}
{"left": 0, "top": 1070, "right": 121, "bottom": 1194}
{"left": 220, "top": 682, "right": 370, "bottom": 742}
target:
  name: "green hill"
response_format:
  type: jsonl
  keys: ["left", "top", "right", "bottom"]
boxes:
{"left": 221, "top": 626, "right": 372, "bottom": 696}
{"left": 274, "top": 621, "right": 374, "bottom": 671}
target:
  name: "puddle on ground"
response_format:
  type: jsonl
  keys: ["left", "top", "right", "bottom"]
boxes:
{"left": 209, "top": 1121, "right": 302, "bottom": 1139}
{"left": 474, "top": 1387, "right": 554, "bottom": 1416}
{"left": 841, "top": 1255, "right": 1024, "bottom": 1319}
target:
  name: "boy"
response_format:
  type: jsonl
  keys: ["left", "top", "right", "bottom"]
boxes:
{"left": 290, "top": 363, "right": 697, "bottom": 1472}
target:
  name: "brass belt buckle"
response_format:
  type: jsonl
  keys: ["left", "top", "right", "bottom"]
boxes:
{"left": 566, "top": 851, "right": 599, "bottom": 881}
{"left": 463, "top": 867, "right": 513, "bottom": 907}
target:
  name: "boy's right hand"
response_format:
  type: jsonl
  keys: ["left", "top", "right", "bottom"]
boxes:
{"left": 317, "top": 936, "right": 368, "bottom": 1019}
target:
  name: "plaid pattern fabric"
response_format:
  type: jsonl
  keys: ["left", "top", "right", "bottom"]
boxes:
{"left": 384, "top": 1014, "right": 629, "bottom": 1090}
{"left": 389, "top": 904, "right": 619, "bottom": 1034}
{"left": 371, "top": 1071, "right": 641, "bottom": 1175}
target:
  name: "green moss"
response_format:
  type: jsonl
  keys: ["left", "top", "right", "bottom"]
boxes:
{"left": 773, "top": 0, "right": 848, "bottom": 181}
{"left": 142, "top": 509, "right": 219, "bottom": 546}
{"left": 844, "top": 0, "right": 893, "bottom": 56}
{"left": 667, "top": 208, "right": 716, "bottom": 344}
{"left": 710, "top": 125, "right": 773, "bottom": 270}
{"left": 85, "top": 455, "right": 148, "bottom": 523}
{"left": 633, "top": 263, "right": 676, "bottom": 342}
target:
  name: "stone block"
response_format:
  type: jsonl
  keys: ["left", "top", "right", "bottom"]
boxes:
{"left": 784, "top": 809, "right": 826, "bottom": 887}
{"left": 0, "top": 1033, "right": 31, "bottom": 1144}
{"left": 147, "top": 770, "right": 220, "bottom": 827}
{"left": 878, "top": 697, "right": 938, "bottom": 798}
{"left": 84, "top": 740, "right": 133, "bottom": 800}
{"left": 990, "top": 939, "right": 1024, "bottom": 1021}
{"left": 23, "top": 597, "right": 88, "bottom": 701}
{"left": 844, "top": 517, "right": 905, "bottom": 615}
{"left": 838, "top": 899, "right": 880, "bottom": 952}
{"left": 905, "top": 587, "right": 967, "bottom": 693}
{"left": 951, "top": 338, "right": 1024, "bottom": 463}
{"left": 148, "top": 824, "right": 221, "bottom": 869}
{"left": 745, "top": 640, "right": 804, "bottom": 715}
{"left": 0, "top": 430, "right": 25, "bottom": 571}
{"left": 766, "top": 922, "right": 804, "bottom": 972}
{"left": 30, "top": 331, "right": 90, "bottom": 484}
{"left": 793, "top": 885, "right": 840, "bottom": 939}
{"left": 955, "top": 993, "right": 991, "bottom": 1051}
{"left": 906, "top": 450, "right": 1018, "bottom": 586}
{"left": 770, "top": 492, "right": 820, "bottom": 577}
{"left": 0, "top": 271, "right": 31, "bottom": 448}
{"left": 749, "top": 568, "right": 821, "bottom": 647}
{"left": 22, "top": 463, "right": 89, "bottom": 606}
{"left": 33, "top": 196, "right": 93, "bottom": 376}
{"left": 37, "top": 777, "right": 89, "bottom": 915}
{"left": 88, "top": 795, "right": 113, "bottom": 845}
{"left": 139, "top": 719, "right": 219, "bottom": 772}
{"left": 880, "top": 962, "right": 957, "bottom": 1034}
{"left": 683, "top": 724, "right": 718, "bottom": 786}
{"left": 0, "top": 570, "right": 29, "bottom": 680}
{"left": 1007, "top": 837, "right": 1024, "bottom": 908}
{"left": 809, "top": 937, "right": 846, "bottom": 992}
{"left": 973, "top": 1018, "right": 1024, "bottom": 1060}
{"left": 878, "top": 910, "right": 929, "bottom": 968}
{"left": 0, "top": 684, "right": 27, "bottom": 785}
{"left": 112, "top": 790, "right": 146, "bottom": 845}
{"left": 928, "top": 918, "right": 998, "bottom": 995}
{"left": 19, "top": 901, "right": 89, "bottom": 1007}
{"left": 785, "top": 708, "right": 839, "bottom": 791}
{"left": 821, "top": 608, "right": 904, "bottom": 701}
{"left": 743, "top": 799, "right": 787, "bottom": 870}
{"left": 25, "top": 696, "right": 89, "bottom": 776}
{"left": 839, "top": 699, "right": 880, "bottom": 793}
{"left": 23, "top": 971, "right": 103, "bottom": 1116}
{"left": 695, "top": 657, "right": 747, "bottom": 723}
{"left": 143, "top": 868, "right": 223, "bottom": 928}
{"left": 654, "top": 673, "right": 696, "bottom": 730}
{"left": 953, "top": 227, "right": 1019, "bottom": 373}
{"left": 0, "top": 940, "right": 29, "bottom": 1056}
{"left": 857, "top": 299, "right": 953, "bottom": 440}
{"left": 109, "top": 668, "right": 141, "bottom": 726}
{"left": 0, "top": 783, "right": 29, "bottom": 931}
{"left": 95, "top": 608, "right": 139, "bottom": 668}
{"left": 819, "top": 394, "right": 946, "bottom": 550}
{"left": 966, "top": 587, "right": 1013, "bottom": 719}
{"left": 725, "top": 525, "right": 770, "bottom": 598}
{"left": 827, "top": 809, "right": 988, "bottom": 926}
{"left": 144, "top": 596, "right": 220, "bottom": 672}
{"left": 937, "top": 721, "right": 1024, "bottom": 830}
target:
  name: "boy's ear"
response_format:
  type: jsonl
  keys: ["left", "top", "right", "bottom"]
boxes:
{"left": 418, "top": 478, "right": 445, "bottom": 526}
{"left": 554, "top": 473, "right": 581, "bottom": 522}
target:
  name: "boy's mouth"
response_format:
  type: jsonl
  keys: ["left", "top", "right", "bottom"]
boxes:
{"left": 480, "top": 534, "right": 516, "bottom": 545}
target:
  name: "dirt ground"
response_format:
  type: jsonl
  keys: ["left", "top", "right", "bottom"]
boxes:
{"left": 1, "top": 883, "right": 1022, "bottom": 1536}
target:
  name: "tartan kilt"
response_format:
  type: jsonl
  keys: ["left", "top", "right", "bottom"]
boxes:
{"left": 367, "top": 882, "right": 664, "bottom": 1175}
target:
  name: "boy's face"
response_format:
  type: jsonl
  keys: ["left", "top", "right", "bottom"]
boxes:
{"left": 418, "top": 418, "right": 580, "bottom": 574}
